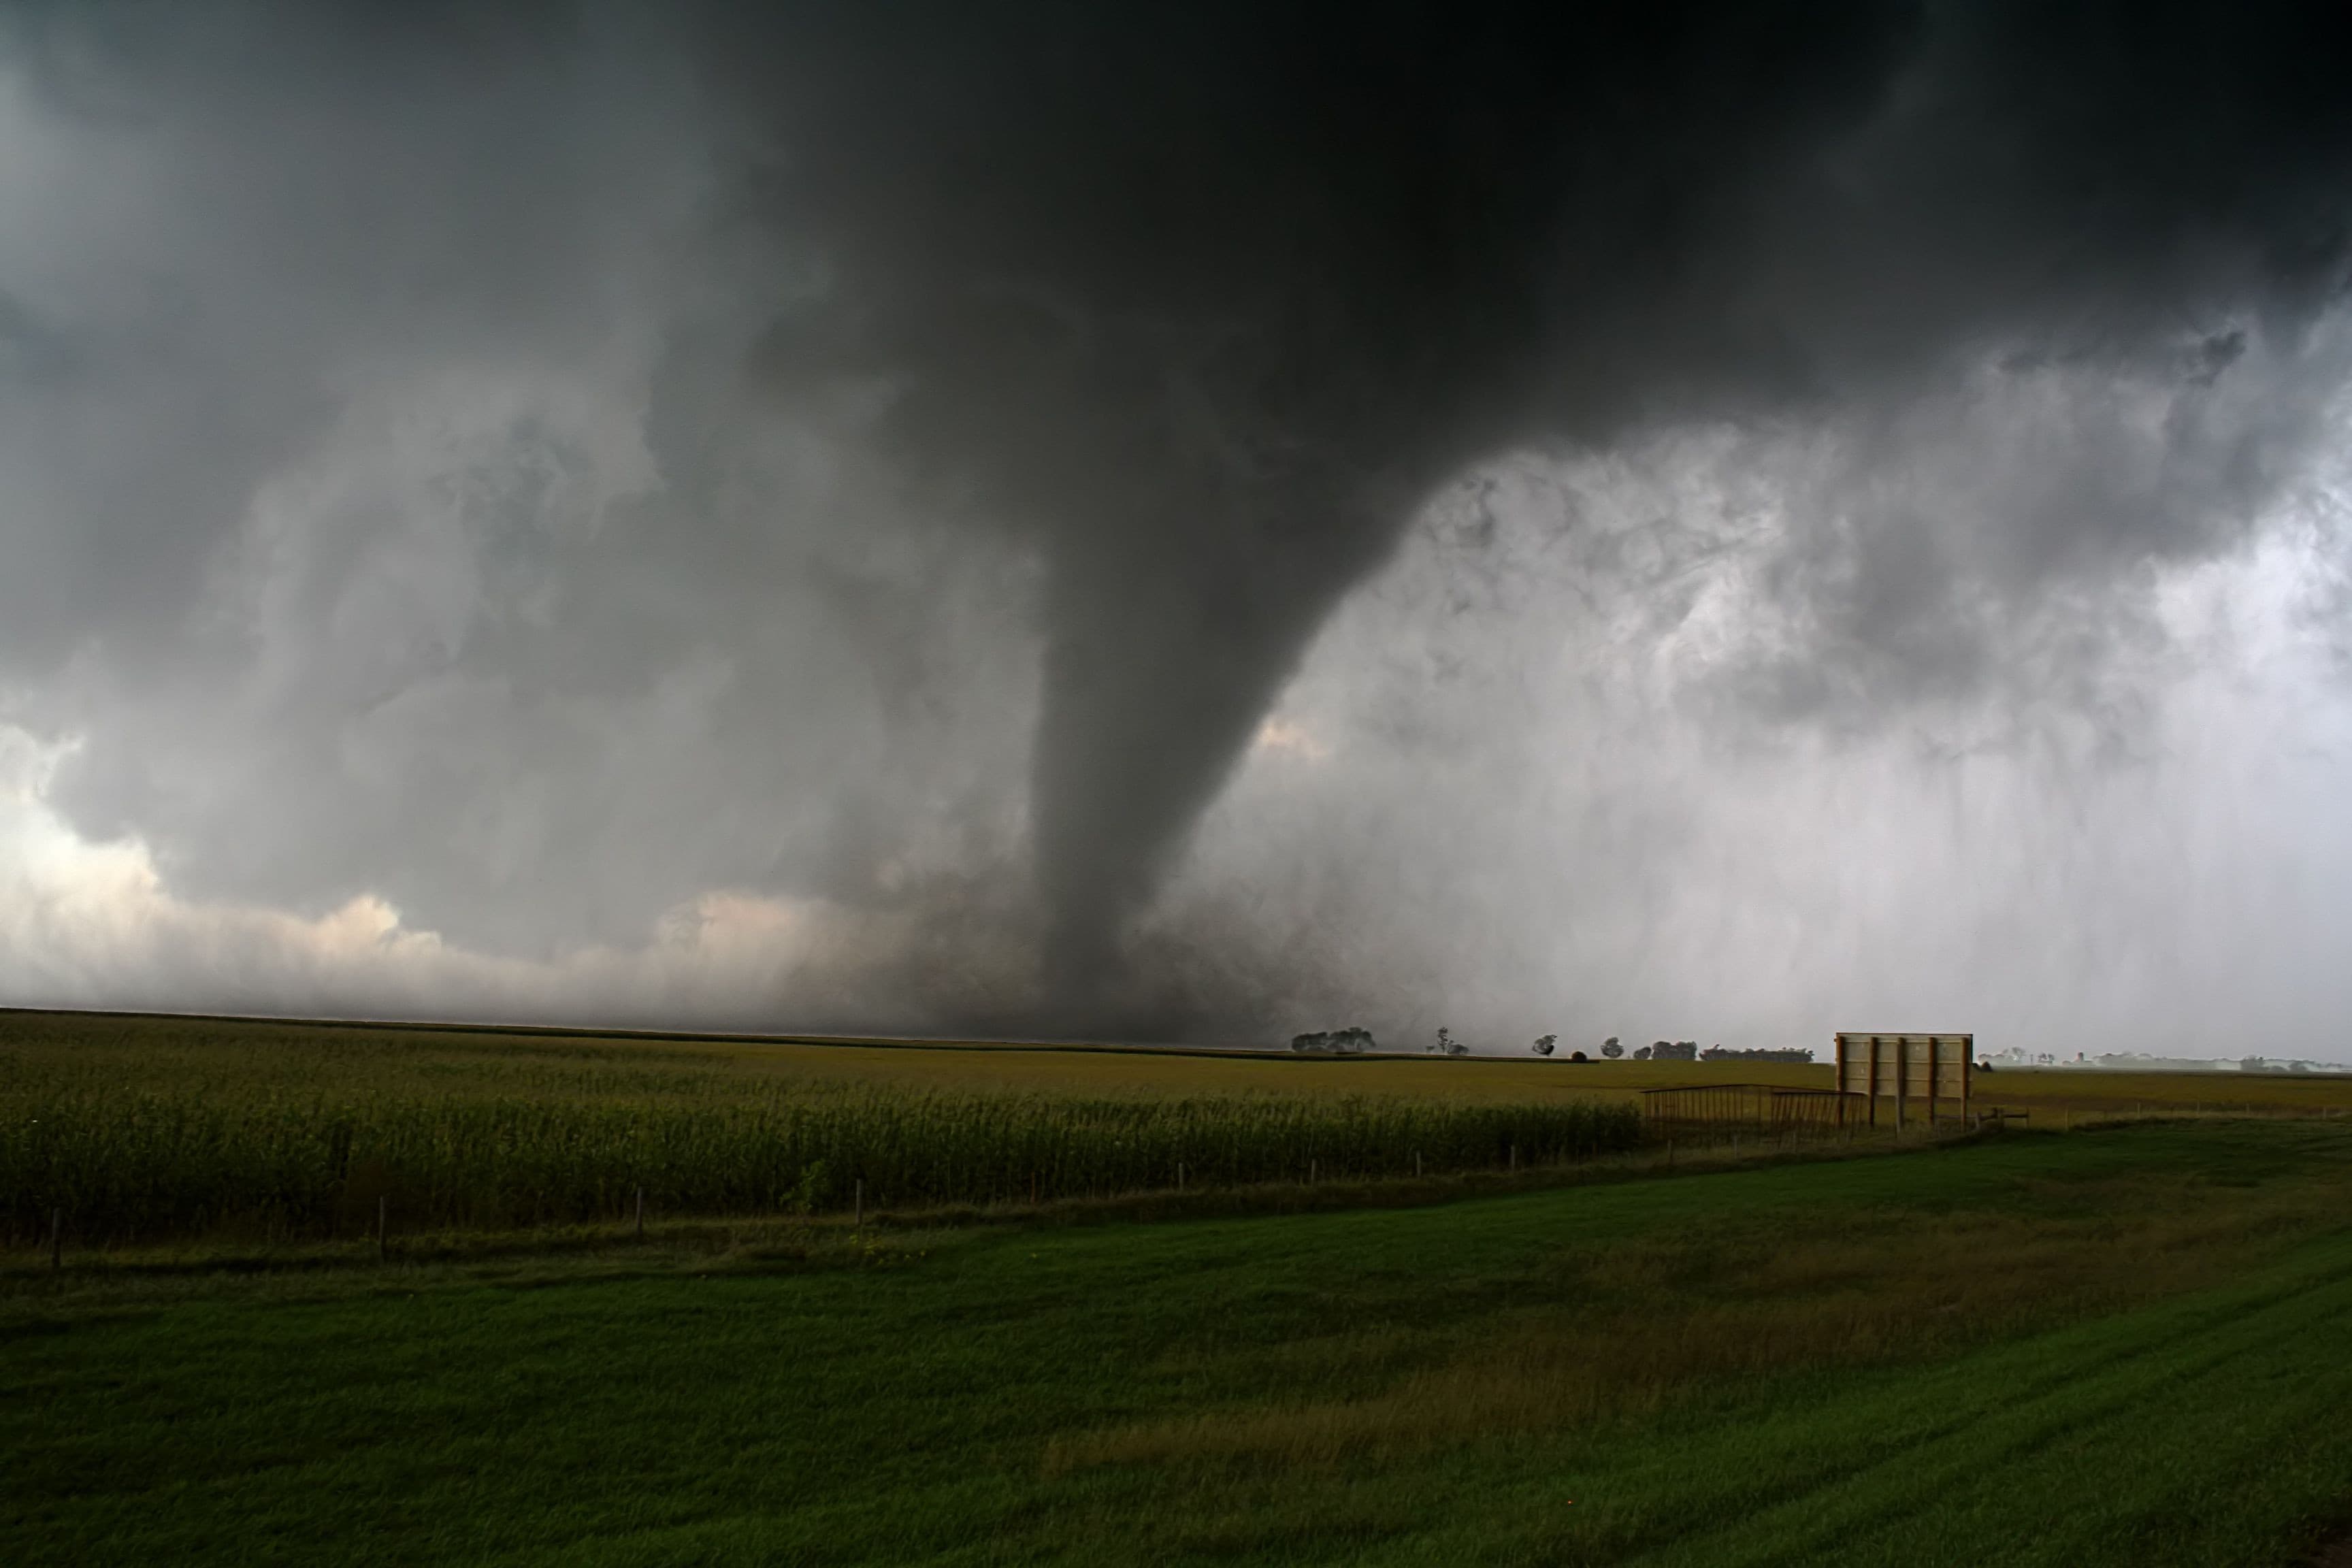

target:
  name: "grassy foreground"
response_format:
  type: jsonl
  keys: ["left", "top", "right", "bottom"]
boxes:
{"left": 9, "top": 1120, "right": 2352, "bottom": 1566}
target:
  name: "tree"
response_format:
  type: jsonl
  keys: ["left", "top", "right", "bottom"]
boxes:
{"left": 1290, "top": 1028, "right": 1373, "bottom": 1055}
{"left": 1532, "top": 1034, "right": 1557, "bottom": 1056}
{"left": 1601, "top": 1036, "right": 1622, "bottom": 1059}
{"left": 1633, "top": 1045, "right": 1652, "bottom": 1060}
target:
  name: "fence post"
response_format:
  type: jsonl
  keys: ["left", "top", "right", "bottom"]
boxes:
{"left": 50, "top": 1207, "right": 63, "bottom": 1272}
{"left": 1414, "top": 1150, "right": 1422, "bottom": 1179}
{"left": 1177, "top": 1162, "right": 1185, "bottom": 1192}
{"left": 1896, "top": 1036, "right": 1908, "bottom": 1133}
{"left": 376, "top": 1194, "right": 388, "bottom": 1262}
{"left": 635, "top": 1187, "right": 644, "bottom": 1239}
{"left": 854, "top": 1179, "right": 863, "bottom": 1228}
{"left": 1869, "top": 1035, "right": 1881, "bottom": 1128}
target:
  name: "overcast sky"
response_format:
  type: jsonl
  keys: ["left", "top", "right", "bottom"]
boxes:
{"left": 3, "top": 1, "right": 2350, "bottom": 1059}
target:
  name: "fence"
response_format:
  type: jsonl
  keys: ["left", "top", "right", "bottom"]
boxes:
{"left": 1640, "top": 1084, "right": 1864, "bottom": 1132}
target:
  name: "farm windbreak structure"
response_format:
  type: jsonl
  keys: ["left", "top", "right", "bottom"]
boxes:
{"left": 1834, "top": 1033, "right": 1972, "bottom": 1128}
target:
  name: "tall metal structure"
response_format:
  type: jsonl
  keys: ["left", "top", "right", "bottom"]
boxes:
{"left": 1833, "top": 1033, "right": 1972, "bottom": 1128}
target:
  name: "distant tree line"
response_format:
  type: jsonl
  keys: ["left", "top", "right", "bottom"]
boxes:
{"left": 1326, "top": 1030, "right": 1812, "bottom": 1064}
{"left": 1291, "top": 1028, "right": 1375, "bottom": 1056}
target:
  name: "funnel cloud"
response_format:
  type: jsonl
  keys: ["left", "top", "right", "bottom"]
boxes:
{"left": 2, "top": 2, "right": 2351, "bottom": 1049}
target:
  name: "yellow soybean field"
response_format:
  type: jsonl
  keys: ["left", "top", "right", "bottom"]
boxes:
{"left": 9, "top": 1007, "right": 2345, "bottom": 1115}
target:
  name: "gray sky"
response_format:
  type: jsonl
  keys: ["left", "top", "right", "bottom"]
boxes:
{"left": 3, "top": 1, "right": 2351, "bottom": 1058}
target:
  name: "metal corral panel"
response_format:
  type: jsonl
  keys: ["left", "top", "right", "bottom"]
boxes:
{"left": 1641, "top": 1084, "right": 1863, "bottom": 1129}
{"left": 1833, "top": 1032, "right": 1972, "bottom": 1125}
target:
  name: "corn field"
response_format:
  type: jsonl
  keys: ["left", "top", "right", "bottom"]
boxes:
{"left": 2, "top": 1085, "right": 1642, "bottom": 1244}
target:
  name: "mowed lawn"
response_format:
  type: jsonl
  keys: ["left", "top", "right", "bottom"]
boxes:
{"left": 10, "top": 1122, "right": 2352, "bottom": 1567}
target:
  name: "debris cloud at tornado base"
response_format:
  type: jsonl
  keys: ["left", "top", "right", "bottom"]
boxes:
{"left": 3, "top": 2, "right": 2351, "bottom": 1052}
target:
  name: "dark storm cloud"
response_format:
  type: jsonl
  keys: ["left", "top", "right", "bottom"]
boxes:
{"left": 0, "top": 1, "right": 649, "bottom": 666}
{"left": 681, "top": 0, "right": 2352, "bottom": 1015}
{"left": 2, "top": 1, "right": 2350, "bottom": 1036}
{"left": 703, "top": 1, "right": 1916, "bottom": 1002}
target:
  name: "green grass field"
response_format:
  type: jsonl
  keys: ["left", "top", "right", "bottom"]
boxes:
{"left": 10, "top": 1119, "right": 2352, "bottom": 1566}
